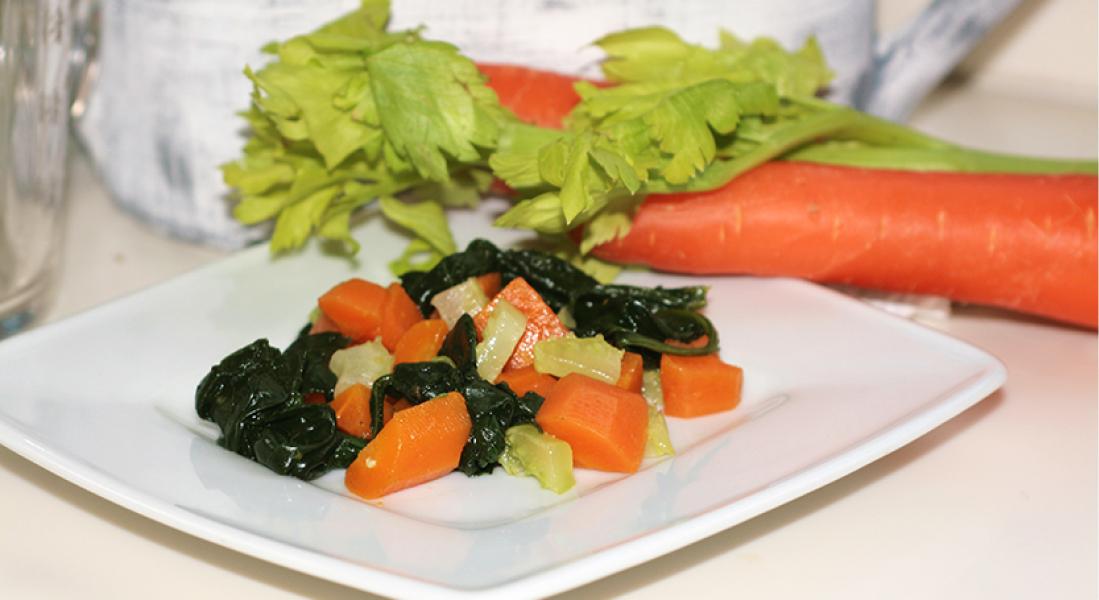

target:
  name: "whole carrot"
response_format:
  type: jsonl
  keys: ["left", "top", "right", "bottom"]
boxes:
{"left": 479, "top": 65, "right": 1099, "bottom": 326}
{"left": 479, "top": 63, "right": 584, "bottom": 129}
{"left": 592, "top": 161, "right": 1098, "bottom": 328}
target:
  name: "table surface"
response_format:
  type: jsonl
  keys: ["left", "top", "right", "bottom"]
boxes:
{"left": 0, "top": 82, "right": 1095, "bottom": 599}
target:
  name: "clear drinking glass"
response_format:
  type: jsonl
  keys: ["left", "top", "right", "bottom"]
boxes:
{"left": 0, "top": 0, "right": 94, "bottom": 337}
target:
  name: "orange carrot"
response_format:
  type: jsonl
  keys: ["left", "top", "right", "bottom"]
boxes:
{"left": 660, "top": 351, "right": 743, "bottom": 418}
{"left": 536, "top": 373, "right": 648, "bottom": 473}
{"left": 331, "top": 384, "right": 393, "bottom": 439}
{"left": 593, "top": 161, "right": 1099, "bottom": 328}
{"left": 475, "top": 272, "right": 503, "bottom": 299}
{"left": 495, "top": 366, "right": 558, "bottom": 398}
{"left": 474, "top": 277, "right": 571, "bottom": 370}
{"left": 479, "top": 64, "right": 585, "bottom": 129}
{"left": 478, "top": 64, "right": 1099, "bottom": 328}
{"left": 392, "top": 319, "right": 449, "bottom": 364}
{"left": 390, "top": 398, "right": 413, "bottom": 413}
{"left": 379, "top": 283, "right": 423, "bottom": 352}
{"left": 615, "top": 352, "right": 644, "bottom": 393}
{"left": 345, "top": 391, "right": 472, "bottom": 499}
{"left": 318, "top": 279, "right": 388, "bottom": 342}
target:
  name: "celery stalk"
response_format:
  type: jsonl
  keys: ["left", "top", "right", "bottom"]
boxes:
{"left": 533, "top": 335, "right": 624, "bottom": 384}
{"left": 329, "top": 338, "right": 394, "bottom": 396}
{"left": 499, "top": 424, "right": 575, "bottom": 493}
{"left": 641, "top": 369, "right": 674, "bottom": 457}
{"left": 476, "top": 299, "right": 527, "bottom": 382}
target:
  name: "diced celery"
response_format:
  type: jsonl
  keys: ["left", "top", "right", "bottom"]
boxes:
{"left": 532, "top": 335, "right": 623, "bottom": 384}
{"left": 308, "top": 306, "right": 322, "bottom": 324}
{"left": 499, "top": 424, "right": 575, "bottom": 494}
{"left": 430, "top": 277, "right": 488, "bottom": 328}
{"left": 329, "top": 337, "right": 393, "bottom": 396}
{"left": 641, "top": 368, "right": 675, "bottom": 457}
{"left": 641, "top": 369, "right": 664, "bottom": 409}
{"left": 475, "top": 299, "right": 527, "bottom": 382}
{"left": 644, "top": 405, "right": 675, "bottom": 458}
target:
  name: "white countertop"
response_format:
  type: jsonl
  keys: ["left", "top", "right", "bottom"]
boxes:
{"left": 0, "top": 82, "right": 1095, "bottom": 599}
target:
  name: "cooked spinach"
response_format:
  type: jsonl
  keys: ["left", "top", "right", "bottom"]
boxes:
{"left": 571, "top": 292, "right": 718, "bottom": 366}
{"left": 195, "top": 335, "right": 360, "bottom": 480}
{"left": 367, "top": 361, "right": 464, "bottom": 438}
{"left": 440, "top": 313, "right": 478, "bottom": 372}
{"left": 401, "top": 238, "right": 717, "bottom": 357}
{"left": 401, "top": 239, "right": 502, "bottom": 315}
{"left": 284, "top": 329, "right": 349, "bottom": 401}
{"left": 497, "top": 248, "right": 597, "bottom": 312}
{"left": 458, "top": 379, "right": 543, "bottom": 475}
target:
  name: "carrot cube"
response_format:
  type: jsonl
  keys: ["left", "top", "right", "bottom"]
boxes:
{"left": 660, "top": 353, "right": 742, "bottom": 417}
{"left": 379, "top": 283, "right": 423, "bottom": 352}
{"left": 392, "top": 319, "right": 449, "bottom": 364}
{"left": 331, "top": 384, "right": 392, "bottom": 439}
{"left": 615, "top": 352, "right": 644, "bottom": 393}
{"left": 495, "top": 366, "right": 558, "bottom": 398}
{"left": 536, "top": 373, "right": 648, "bottom": 473}
{"left": 318, "top": 278, "right": 387, "bottom": 343}
{"left": 474, "top": 277, "right": 570, "bottom": 370}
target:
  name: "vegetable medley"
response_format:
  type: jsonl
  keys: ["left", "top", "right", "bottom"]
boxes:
{"left": 195, "top": 240, "right": 743, "bottom": 498}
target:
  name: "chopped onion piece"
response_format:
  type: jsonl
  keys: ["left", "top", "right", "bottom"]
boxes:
{"left": 430, "top": 277, "right": 488, "bottom": 328}
{"left": 329, "top": 337, "right": 393, "bottom": 396}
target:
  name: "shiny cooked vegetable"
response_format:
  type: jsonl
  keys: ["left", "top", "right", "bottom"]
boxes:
{"left": 196, "top": 240, "right": 740, "bottom": 496}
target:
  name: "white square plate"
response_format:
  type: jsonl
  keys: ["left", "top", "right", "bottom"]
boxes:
{"left": 0, "top": 207, "right": 1004, "bottom": 598}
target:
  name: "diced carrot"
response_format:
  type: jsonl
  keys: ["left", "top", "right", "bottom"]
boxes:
{"left": 308, "top": 311, "right": 341, "bottom": 335}
{"left": 392, "top": 319, "right": 449, "bottom": 364}
{"left": 331, "top": 384, "right": 393, "bottom": 439}
{"left": 345, "top": 391, "right": 472, "bottom": 499}
{"left": 379, "top": 283, "right": 423, "bottom": 352}
{"left": 475, "top": 272, "right": 502, "bottom": 299}
{"left": 318, "top": 279, "right": 388, "bottom": 343}
{"left": 495, "top": 366, "right": 558, "bottom": 398}
{"left": 660, "top": 352, "right": 743, "bottom": 418}
{"left": 391, "top": 398, "right": 412, "bottom": 413}
{"left": 474, "top": 277, "right": 570, "bottom": 370}
{"left": 535, "top": 373, "right": 648, "bottom": 473}
{"left": 615, "top": 352, "right": 644, "bottom": 393}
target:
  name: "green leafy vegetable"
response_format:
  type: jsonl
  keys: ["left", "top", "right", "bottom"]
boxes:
{"left": 489, "top": 25, "right": 1094, "bottom": 242}
{"left": 440, "top": 313, "right": 479, "bottom": 372}
{"left": 222, "top": 0, "right": 508, "bottom": 256}
{"left": 284, "top": 329, "right": 350, "bottom": 401}
{"left": 458, "top": 379, "right": 543, "bottom": 475}
{"left": 378, "top": 196, "right": 457, "bottom": 255}
{"left": 403, "top": 239, "right": 716, "bottom": 361}
{"left": 401, "top": 239, "right": 502, "bottom": 314}
{"left": 224, "top": 1, "right": 1095, "bottom": 266}
{"left": 194, "top": 335, "right": 362, "bottom": 480}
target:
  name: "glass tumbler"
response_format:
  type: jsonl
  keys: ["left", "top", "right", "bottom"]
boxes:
{"left": 0, "top": 0, "right": 93, "bottom": 337}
